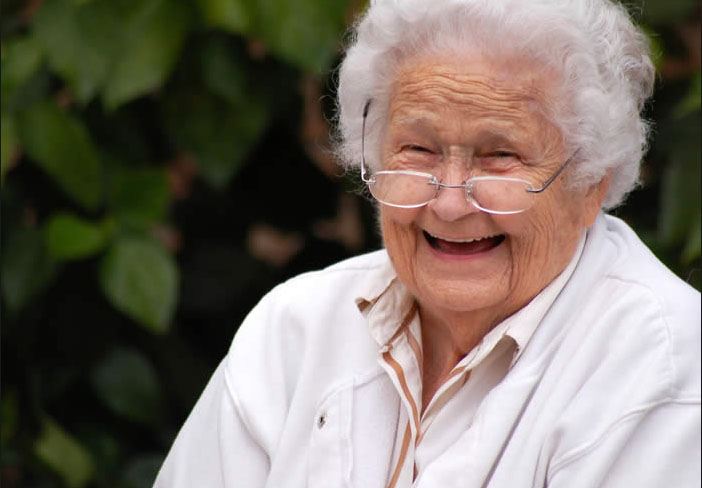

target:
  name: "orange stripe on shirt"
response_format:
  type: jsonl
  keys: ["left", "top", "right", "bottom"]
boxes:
{"left": 406, "top": 327, "right": 423, "bottom": 375}
{"left": 382, "top": 351, "right": 421, "bottom": 436}
{"left": 387, "top": 421, "right": 411, "bottom": 488}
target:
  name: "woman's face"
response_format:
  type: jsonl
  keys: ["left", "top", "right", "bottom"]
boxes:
{"left": 379, "top": 57, "right": 608, "bottom": 327}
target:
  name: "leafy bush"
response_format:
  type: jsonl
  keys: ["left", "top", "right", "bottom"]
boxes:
{"left": 1, "top": 1, "right": 699, "bottom": 487}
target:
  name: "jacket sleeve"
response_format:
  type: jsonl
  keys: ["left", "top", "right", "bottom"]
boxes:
{"left": 546, "top": 401, "right": 701, "bottom": 487}
{"left": 153, "top": 359, "right": 270, "bottom": 487}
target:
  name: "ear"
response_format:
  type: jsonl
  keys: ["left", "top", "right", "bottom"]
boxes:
{"left": 581, "top": 172, "right": 611, "bottom": 228}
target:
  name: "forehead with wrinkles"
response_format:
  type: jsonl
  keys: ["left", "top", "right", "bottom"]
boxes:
{"left": 390, "top": 56, "right": 555, "bottom": 115}
{"left": 386, "top": 57, "right": 563, "bottom": 154}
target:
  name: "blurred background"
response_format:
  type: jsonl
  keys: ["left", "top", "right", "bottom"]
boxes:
{"left": 1, "top": 0, "right": 699, "bottom": 487}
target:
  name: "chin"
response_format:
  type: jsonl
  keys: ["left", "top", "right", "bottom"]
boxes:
{"left": 415, "top": 272, "right": 511, "bottom": 316}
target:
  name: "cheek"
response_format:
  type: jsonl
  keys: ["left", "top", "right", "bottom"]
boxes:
{"left": 380, "top": 207, "right": 418, "bottom": 238}
{"left": 498, "top": 194, "right": 579, "bottom": 281}
{"left": 380, "top": 208, "right": 420, "bottom": 264}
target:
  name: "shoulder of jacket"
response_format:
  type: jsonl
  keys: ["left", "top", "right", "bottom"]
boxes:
{"left": 229, "top": 249, "right": 389, "bottom": 357}
{"left": 260, "top": 249, "right": 390, "bottom": 303}
{"left": 563, "top": 215, "right": 701, "bottom": 400}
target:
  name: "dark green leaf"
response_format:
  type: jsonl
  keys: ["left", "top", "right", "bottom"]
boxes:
{"left": 1, "top": 390, "right": 19, "bottom": 445}
{"left": 106, "top": 166, "right": 169, "bottom": 227}
{"left": 673, "top": 70, "right": 701, "bottom": 119}
{"left": 99, "top": 236, "right": 178, "bottom": 333}
{"left": 641, "top": 26, "right": 664, "bottom": 70}
{"left": 91, "top": 348, "right": 163, "bottom": 426}
{"left": 658, "top": 114, "right": 702, "bottom": 245}
{"left": 45, "top": 212, "right": 114, "bottom": 260}
{"left": 683, "top": 208, "right": 701, "bottom": 264}
{"left": 164, "top": 88, "right": 268, "bottom": 188}
{"left": 1, "top": 113, "right": 19, "bottom": 182}
{"left": 1, "top": 227, "right": 59, "bottom": 313}
{"left": 658, "top": 159, "right": 701, "bottom": 245}
{"left": 34, "top": 416, "right": 95, "bottom": 488}
{"left": 76, "top": 428, "right": 123, "bottom": 487}
{"left": 102, "top": 0, "right": 190, "bottom": 110}
{"left": 201, "top": 0, "right": 349, "bottom": 72}
{"left": 0, "top": 35, "right": 43, "bottom": 104}
{"left": 201, "top": 36, "right": 248, "bottom": 104}
{"left": 122, "top": 453, "right": 165, "bottom": 488}
{"left": 33, "top": 0, "right": 120, "bottom": 104}
{"left": 197, "top": 0, "right": 253, "bottom": 34}
{"left": 640, "top": 0, "right": 698, "bottom": 25}
{"left": 18, "top": 102, "right": 103, "bottom": 210}
{"left": 254, "top": 0, "right": 349, "bottom": 72}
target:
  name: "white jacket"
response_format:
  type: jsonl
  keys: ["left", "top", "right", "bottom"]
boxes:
{"left": 155, "top": 214, "right": 701, "bottom": 487}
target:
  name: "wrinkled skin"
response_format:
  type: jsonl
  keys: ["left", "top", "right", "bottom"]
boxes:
{"left": 378, "top": 56, "right": 610, "bottom": 402}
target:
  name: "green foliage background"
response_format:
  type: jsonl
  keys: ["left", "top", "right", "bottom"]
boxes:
{"left": 1, "top": 0, "right": 699, "bottom": 487}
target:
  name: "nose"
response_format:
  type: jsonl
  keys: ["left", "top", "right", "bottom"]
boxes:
{"left": 426, "top": 180, "right": 480, "bottom": 221}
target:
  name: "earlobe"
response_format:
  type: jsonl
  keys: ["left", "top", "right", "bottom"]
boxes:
{"left": 582, "top": 172, "right": 611, "bottom": 227}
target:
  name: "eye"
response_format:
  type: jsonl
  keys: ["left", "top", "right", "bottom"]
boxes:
{"left": 403, "top": 144, "right": 433, "bottom": 154}
{"left": 475, "top": 150, "right": 522, "bottom": 172}
{"left": 477, "top": 150, "right": 520, "bottom": 162}
{"left": 490, "top": 150, "right": 517, "bottom": 158}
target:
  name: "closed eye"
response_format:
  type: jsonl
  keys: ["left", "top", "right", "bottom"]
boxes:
{"left": 475, "top": 150, "right": 522, "bottom": 172}
{"left": 477, "top": 150, "right": 521, "bottom": 162}
{"left": 404, "top": 144, "right": 433, "bottom": 153}
{"left": 491, "top": 150, "right": 517, "bottom": 158}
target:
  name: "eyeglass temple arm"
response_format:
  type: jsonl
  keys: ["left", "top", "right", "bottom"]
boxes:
{"left": 526, "top": 149, "right": 580, "bottom": 194}
{"left": 361, "top": 100, "right": 372, "bottom": 183}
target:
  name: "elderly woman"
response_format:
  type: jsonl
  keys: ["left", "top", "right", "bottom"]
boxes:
{"left": 155, "top": 0, "right": 700, "bottom": 486}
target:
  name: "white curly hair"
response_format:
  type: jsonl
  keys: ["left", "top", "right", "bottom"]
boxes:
{"left": 335, "top": 0, "right": 655, "bottom": 209}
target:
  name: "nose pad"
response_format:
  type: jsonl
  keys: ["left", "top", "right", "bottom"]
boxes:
{"left": 427, "top": 183, "right": 480, "bottom": 221}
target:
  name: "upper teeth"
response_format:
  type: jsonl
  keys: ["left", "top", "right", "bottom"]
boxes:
{"left": 428, "top": 232, "right": 500, "bottom": 243}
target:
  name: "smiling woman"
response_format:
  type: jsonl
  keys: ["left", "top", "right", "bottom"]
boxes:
{"left": 374, "top": 57, "right": 608, "bottom": 384}
{"left": 154, "top": 1, "right": 701, "bottom": 487}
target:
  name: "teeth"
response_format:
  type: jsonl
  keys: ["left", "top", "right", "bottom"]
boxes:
{"left": 426, "top": 232, "right": 500, "bottom": 243}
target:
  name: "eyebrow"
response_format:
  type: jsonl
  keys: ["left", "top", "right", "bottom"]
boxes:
{"left": 471, "top": 131, "right": 520, "bottom": 148}
{"left": 390, "top": 113, "right": 439, "bottom": 131}
{"left": 391, "top": 115, "right": 525, "bottom": 148}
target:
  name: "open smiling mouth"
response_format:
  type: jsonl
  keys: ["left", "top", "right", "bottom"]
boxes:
{"left": 423, "top": 231, "right": 505, "bottom": 255}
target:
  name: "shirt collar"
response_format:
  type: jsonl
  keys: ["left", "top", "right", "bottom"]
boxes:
{"left": 355, "top": 255, "right": 414, "bottom": 346}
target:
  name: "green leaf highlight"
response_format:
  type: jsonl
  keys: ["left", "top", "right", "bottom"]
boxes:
{"left": 45, "top": 212, "right": 113, "bottom": 260}
{"left": 1, "top": 35, "right": 44, "bottom": 105}
{"left": 34, "top": 416, "right": 95, "bottom": 488}
{"left": 99, "top": 236, "right": 178, "bottom": 333}
{"left": 106, "top": 166, "right": 169, "bottom": 228}
{"left": 18, "top": 102, "right": 103, "bottom": 210}
{"left": 102, "top": 0, "right": 190, "bottom": 110}
{"left": 33, "top": 0, "right": 119, "bottom": 104}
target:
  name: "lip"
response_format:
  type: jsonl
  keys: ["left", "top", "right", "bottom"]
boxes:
{"left": 422, "top": 230, "right": 505, "bottom": 260}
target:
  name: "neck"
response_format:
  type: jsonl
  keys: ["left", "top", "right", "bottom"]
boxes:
{"left": 418, "top": 305, "right": 496, "bottom": 411}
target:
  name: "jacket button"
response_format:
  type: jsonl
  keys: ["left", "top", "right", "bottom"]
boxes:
{"left": 317, "top": 414, "right": 326, "bottom": 429}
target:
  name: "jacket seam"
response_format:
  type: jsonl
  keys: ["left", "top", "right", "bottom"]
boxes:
{"left": 546, "top": 397, "right": 701, "bottom": 482}
{"left": 222, "top": 358, "right": 261, "bottom": 450}
{"left": 312, "top": 366, "right": 387, "bottom": 414}
{"left": 602, "top": 274, "right": 677, "bottom": 398}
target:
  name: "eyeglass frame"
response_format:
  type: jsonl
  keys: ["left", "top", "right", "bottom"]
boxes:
{"left": 359, "top": 99, "right": 577, "bottom": 213}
